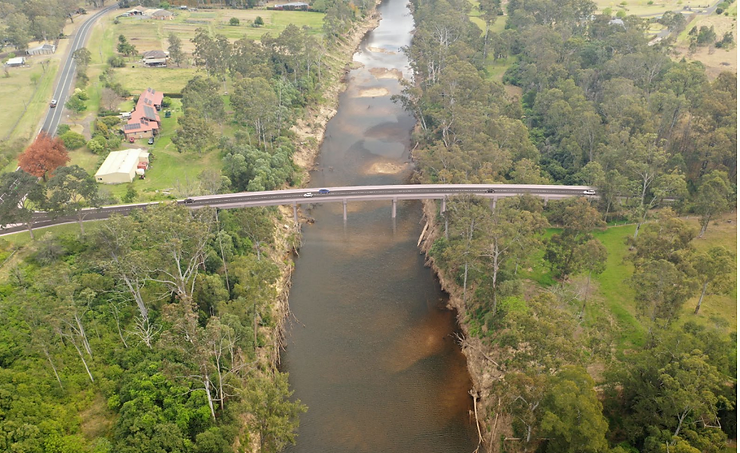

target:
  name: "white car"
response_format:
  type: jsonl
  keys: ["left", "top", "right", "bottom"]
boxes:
{"left": 303, "top": 192, "right": 314, "bottom": 198}
{"left": 583, "top": 189, "right": 596, "bottom": 195}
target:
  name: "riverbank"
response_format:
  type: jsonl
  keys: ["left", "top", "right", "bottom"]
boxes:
{"left": 290, "top": 8, "right": 382, "bottom": 181}
{"left": 418, "top": 199, "right": 511, "bottom": 449}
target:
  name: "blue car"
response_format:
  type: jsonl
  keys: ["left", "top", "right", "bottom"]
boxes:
{"left": 318, "top": 188, "right": 330, "bottom": 194}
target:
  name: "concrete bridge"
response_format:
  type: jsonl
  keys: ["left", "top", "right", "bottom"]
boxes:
{"left": 1, "top": 184, "right": 597, "bottom": 235}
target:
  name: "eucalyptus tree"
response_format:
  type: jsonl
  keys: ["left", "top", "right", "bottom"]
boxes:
{"left": 46, "top": 165, "right": 101, "bottom": 235}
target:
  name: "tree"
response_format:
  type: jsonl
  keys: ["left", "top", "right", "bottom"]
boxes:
{"left": 72, "top": 47, "right": 91, "bottom": 71}
{"left": 478, "top": 196, "right": 548, "bottom": 314}
{"left": 231, "top": 77, "right": 279, "bottom": 147}
{"left": 690, "top": 246, "right": 735, "bottom": 315}
{"left": 0, "top": 170, "right": 45, "bottom": 238}
{"left": 631, "top": 259, "right": 695, "bottom": 326}
{"left": 46, "top": 165, "right": 101, "bottom": 235}
{"left": 18, "top": 132, "right": 70, "bottom": 182}
{"left": 168, "top": 32, "right": 184, "bottom": 67}
{"left": 181, "top": 76, "right": 225, "bottom": 121}
{"left": 172, "top": 108, "right": 216, "bottom": 154}
{"left": 6, "top": 13, "right": 31, "bottom": 50}
{"left": 539, "top": 366, "right": 609, "bottom": 453}
{"left": 544, "top": 197, "right": 605, "bottom": 281}
{"left": 229, "top": 17, "right": 240, "bottom": 26}
{"left": 244, "top": 372, "right": 306, "bottom": 453}
{"left": 117, "top": 34, "right": 137, "bottom": 57}
{"left": 694, "top": 170, "right": 733, "bottom": 238}
{"left": 254, "top": 16, "right": 264, "bottom": 27}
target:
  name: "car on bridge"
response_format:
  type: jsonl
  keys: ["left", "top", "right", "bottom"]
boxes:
{"left": 318, "top": 188, "right": 330, "bottom": 194}
{"left": 303, "top": 192, "right": 314, "bottom": 198}
{"left": 583, "top": 189, "right": 596, "bottom": 195}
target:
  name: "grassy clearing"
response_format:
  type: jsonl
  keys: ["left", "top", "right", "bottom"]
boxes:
{"left": 592, "top": 0, "right": 698, "bottom": 16}
{"left": 1, "top": 220, "right": 104, "bottom": 247}
{"left": 0, "top": 59, "right": 59, "bottom": 142}
{"left": 522, "top": 214, "right": 736, "bottom": 355}
{"left": 110, "top": 8, "right": 325, "bottom": 56}
{"left": 111, "top": 67, "right": 200, "bottom": 94}
{"left": 591, "top": 225, "right": 646, "bottom": 351}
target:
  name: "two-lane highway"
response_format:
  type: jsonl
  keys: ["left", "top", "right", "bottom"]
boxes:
{"left": 41, "top": 5, "right": 117, "bottom": 136}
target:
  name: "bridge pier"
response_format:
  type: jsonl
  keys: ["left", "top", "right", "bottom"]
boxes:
{"left": 491, "top": 197, "right": 497, "bottom": 211}
{"left": 292, "top": 202, "right": 298, "bottom": 224}
{"left": 543, "top": 197, "right": 548, "bottom": 207}
{"left": 441, "top": 197, "right": 446, "bottom": 213}
{"left": 392, "top": 198, "right": 397, "bottom": 219}
{"left": 343, "top": 199, "right": 347, "bottom": 222}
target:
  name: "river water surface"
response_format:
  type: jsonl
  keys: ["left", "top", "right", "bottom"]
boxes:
{"left": 281, "top": 0, "right": 478, "bottom": 450}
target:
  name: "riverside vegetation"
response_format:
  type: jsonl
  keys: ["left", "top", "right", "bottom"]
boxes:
{"left": 0, "top": 0, "right": 383, "bottom": 451}
{"left": 397, "top": 0, "right": 736, "bottom": 450}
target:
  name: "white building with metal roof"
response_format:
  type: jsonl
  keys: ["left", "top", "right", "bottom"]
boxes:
{"left": 95, "top": 149, "right": 149, "bottom": 184}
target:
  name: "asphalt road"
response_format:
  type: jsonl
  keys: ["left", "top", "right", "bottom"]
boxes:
{"left": 41, "top": 5, "right": 117, "bottom": 136}
{"left": 0, "top": 184, "right": 597, "bottom": 235}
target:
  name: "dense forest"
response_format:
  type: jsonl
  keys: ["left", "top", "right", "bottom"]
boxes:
{"left": 399, "top": 0, "right": 736, "bottom": 450}
{"left": 0, "top": 0, "right": 377, "bottom": 451}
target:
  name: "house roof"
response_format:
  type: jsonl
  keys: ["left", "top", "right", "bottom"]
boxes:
{"left": 142, "top": 50, "right": 168, "bottom": 59}
{"left": 152, "top": 9, "right": 174, "bottom": 16}
{"left": 6, "top": 57, "right": 25, "bottom": 65}
{"left": 27, "top": 44, "right": 55, "bottom": 52}
{"left": 95, "top": 149, "right": 147, "bottom": 177}
{"left": 122, "top": 88, "right": 164, "bottom": 133}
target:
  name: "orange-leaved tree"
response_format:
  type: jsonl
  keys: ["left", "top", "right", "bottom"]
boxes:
{"left": 18, "top": 132, "right": 70, "bottom": 182}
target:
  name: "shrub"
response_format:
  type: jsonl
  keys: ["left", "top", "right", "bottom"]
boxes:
{"left": 65, "top": 95, "right": 86, "bottom": 113}
{"left": 229, "top": 17, "right": 240, "bottom": 26}
{"left": 87, "top": 135, "right": 108, "bottom": 154}
{"left": 60, "top": 131, "right": 87, "bottom": 150}
{"left": 161, "top": 96, "right": 172, "bottom": 108}
{"left": 99, "top": 116, "right": 121, "bottom": 128}
{"left": 57, "top": 124, "right": 71, "bottom": 136}
{"left": 254, "top": 16, "right": 264, "bottom": 26}
{"left": 108, "top": 56, "right": 126, "bottom": 67}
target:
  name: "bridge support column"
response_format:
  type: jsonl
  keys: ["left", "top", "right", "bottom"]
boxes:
{"left": 491, "top": 197, "right": 497, "bottom": 211}
{"left": 343, "top": 199, "right": 347, "bottom": 222}
{"left": 392, "top": 198, "right": 397, "bottom": 219}
{"left": 441, "top": 197, "right": 446, "bottom": 213}
{"left": 543, "top": 197, "right": 548, "bottom": 207}
{"left": 293, "top": 203, "right": 298, "bottom": 224}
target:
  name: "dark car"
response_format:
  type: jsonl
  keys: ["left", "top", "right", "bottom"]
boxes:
{"left": 184, "top": 198, "right": 195, "bottom": 204}
{"left": 486, "top": 188, "right": 495, "bottom": 193}
{"left": 318, "top": 188, "right": 330, "bottom": 194}
{"left": 148, "top": 137, "right": 154, "bottom": 145}
{"left": 50, "top": 99, "right": 58, "bottom": 108}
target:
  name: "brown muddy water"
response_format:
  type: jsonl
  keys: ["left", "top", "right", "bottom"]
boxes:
{"left": 280, "top": 0, "right": 478, "bottom": 450}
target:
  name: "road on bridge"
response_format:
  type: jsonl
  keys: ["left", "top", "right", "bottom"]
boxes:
{"left": 1, "top": 184, "right": 597, "bottom": 236}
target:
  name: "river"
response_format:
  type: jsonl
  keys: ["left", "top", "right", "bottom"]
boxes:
{"left": 280, "top": 0, "right": 478, "bottom": 450}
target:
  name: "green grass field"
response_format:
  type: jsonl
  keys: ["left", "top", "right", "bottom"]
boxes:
{"left": 0, "top": 59, "right": 59, "bottom": 142}
{"left": 522, "top": 214, "right": 737, "bottom": 355}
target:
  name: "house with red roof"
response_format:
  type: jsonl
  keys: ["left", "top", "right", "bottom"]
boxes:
{"left": 122, "top": 88, "right": 164, "bottom": 140}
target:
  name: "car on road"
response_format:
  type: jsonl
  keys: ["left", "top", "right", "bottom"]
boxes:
{"left": 486, "top": 188, "right": 495, "bottom": 193}
{"left": 303, "top": 192, "right": 314, "bottom": 198}
{"left": 50, "top": 99, "right": 58, "bottom": 108}
{"left": 318, "top": 188, "right": 330, "bottom": 194}
{"left": 148, "top": 137, "right": 154, "bottom": 145}
{"left": 184, "top": 198, "right": 195, "bottom": 204}
{"left": 583, "top": 189, "right": 596, "bottom": 195}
